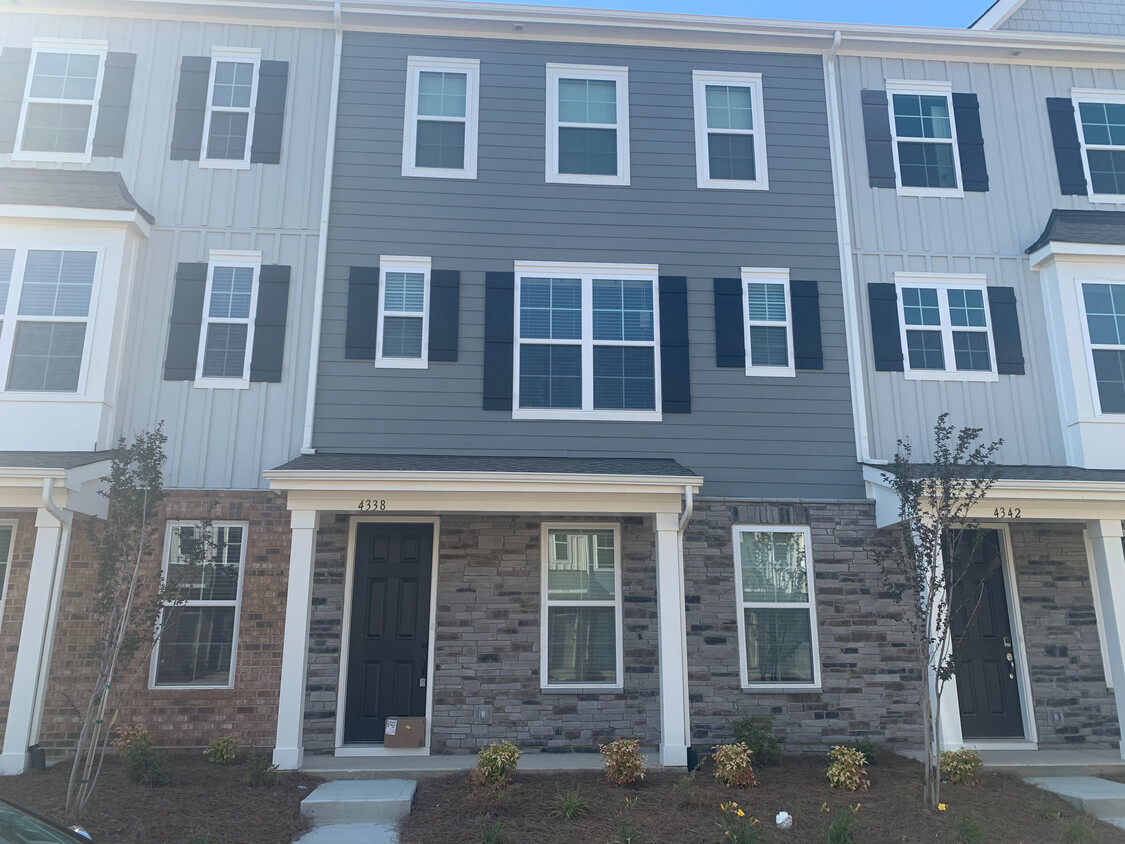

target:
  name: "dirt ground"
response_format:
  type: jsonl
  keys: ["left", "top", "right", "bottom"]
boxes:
{"left": 400, "top": 751, "right": 1125, "bottom": 844}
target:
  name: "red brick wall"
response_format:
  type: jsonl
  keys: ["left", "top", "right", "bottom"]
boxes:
{"left": 0, "top": 511, "right": 39, "bottom": 748}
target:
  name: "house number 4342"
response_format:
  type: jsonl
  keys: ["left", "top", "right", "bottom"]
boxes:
{"left": 357, "top": 499, "right": 386, "bottom": 511}
{"left": 993, "top": 507, "right": 1021, "bottom": 519}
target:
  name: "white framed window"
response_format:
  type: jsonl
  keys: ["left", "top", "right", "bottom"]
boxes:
{"left": 0, "top": 521, "right": 16, "bottom": 624}
{"left": 541, "top": 523, "right": 623, "bottom": 689}
{"left": 402, "top": 56, "right": 479, "bottom": 180}
{"left": 741, "top": 268, "right": 793, "bottom": 377}
{"left": 377, "top": 256, "right": 431, "bottom": 369}
{"left": 886, "top": 80, "right": 963, "bottom": 197}
{"left": 195, "top": 250, "right": 261, "bottom": 389}
{"left": 14, "top": 38, "right": 107, "bottom": 163}
{"left": 692, "top": 70, "right": 768, "bottom": 190}
{"left": 513, "top": 261, "right": 660, "bottom": 421}
{"left": 200, "top": 47, "right": 261, "bottom": 170}
{"left": 1077, "top": 280, "right": 1125, "bottom": 415}
{"left": 894, "top": 273, "right": 997, "bottom": 382}
{"left": 1071, "top": 89, "right": 1125, "bottom": 202}
{"left": 546, "top": 64, "right": 630, "bottom": 186}
{"left": 733, "top": 524, "right": 820, "bottom": 690}
{"left": 0, "top": 247, "right": 100, "bottom": 394}
{"left": 151, "top": 522, "right": 247, "bottom": 689}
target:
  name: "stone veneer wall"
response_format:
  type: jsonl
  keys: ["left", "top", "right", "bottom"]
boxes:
{"left": 0, "top": 511, "right": 39, "bottom": 749}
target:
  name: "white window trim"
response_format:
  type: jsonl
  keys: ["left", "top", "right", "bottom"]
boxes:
{"left": 0, "top": 244, "right": 103, "bottom": 396}
{"left": 540, "top": 522, "right": 624, "bottom": 691}
{"left": 13, "top": 38, "right": 108, "bottom": 164}
{"left": 692, "top": 70, "right": 768, "bottom": 191}
{"left": 894, "top": 272, "right": 998, "bottom": 383}
{"left": 376, "top": 255, "right": 431, "bottom": 369}
{"left": 885, "top": 79, "right": 964, "bottom": 199}
{"left": 741, "top": 267, "right": 794, "bottom": 378}
{"left": 149, "top": 521, "right": 247, "bottom": 691}
{"left": 512, "top": 260, "right": 661, "bottom": 422}
{"left": 402, "top": 56, "right": 479, "bottom": 180}
{"left": 545, "top": 63, "right": 630, "bottom": 187}
{"left": 1075, "top": 277, "right": 1125, "bottom": 418}
{"left": 199, "top": 46, "right": 261, "bottom": 171}
{"left": 733, "top": 524, "right": 821, "bottom": 692}
{"left": 1071, "top": 88, "right": 1125, "bottom": 205}
{"left": 194, "top": 249, "right": 261, "bottom": 390}
{"left": 0, "top": 520, "right": 17, "bottom": 628}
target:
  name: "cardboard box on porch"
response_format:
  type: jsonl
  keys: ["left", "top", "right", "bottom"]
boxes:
{"left": 384, "top": 717, "right": 426, "bottom": 748}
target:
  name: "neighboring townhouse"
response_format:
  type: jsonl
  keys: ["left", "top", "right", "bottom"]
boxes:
{"left": 0, "top": 0, "right": 334, "bottom": 774}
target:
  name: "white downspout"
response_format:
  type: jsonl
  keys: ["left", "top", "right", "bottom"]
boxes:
{"left": 300, "top": 1, "right": 343, "bottom": 455}
{"left": 677, "top": 484, "right": 694, "bottom": 757}
{"left": 30, "top": 478, "right": 71, "bottom": 750}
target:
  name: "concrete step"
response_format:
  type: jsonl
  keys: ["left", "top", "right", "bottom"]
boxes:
{"left": 1106, "top": 818, "right": 1125, "bottom": 831}
{"left": 294, "top": 823, "right": 399, "bottom": 843}
{"left": 1027, "top": 776, "right": 1125, "bottom": 819}
{"left": 300, "top": 779, "right": 416, "bottom": 825}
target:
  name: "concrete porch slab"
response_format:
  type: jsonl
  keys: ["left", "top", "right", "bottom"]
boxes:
{"left": 302, "top": 750, "right": 640, "bottom": 779}
{"left": 294, "top": 822, "right": 399, "bottom": 843}
{"left": 1027, "top": 776, "right": 1125, "bottom": 819}
{"left": 300, "top": 779, "right": 416, "bottom": 825}
{"left": 900, "top": 747, "right": 1125, "bottom": 779}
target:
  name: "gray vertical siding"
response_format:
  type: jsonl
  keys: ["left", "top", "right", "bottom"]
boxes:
{"left": 315, "top": 33, "right": 862, "bottom": 500}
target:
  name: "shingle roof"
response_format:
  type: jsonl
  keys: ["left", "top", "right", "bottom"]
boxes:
{"left": 869, "top": 462, "right": 1125, "bottom": 483}
{"left": 0, "top": 450, "right": 113, "bottom": 470}
{"left": 0, "top": 169, "right": 154, "bottom": 224}
{"left": 274, "top": 453, "right": 700, "bottom": 477}
{"left": 1026, "top": 209, "right": 1125, "bottom": 253}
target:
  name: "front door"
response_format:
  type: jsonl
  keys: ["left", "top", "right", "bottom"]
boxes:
{"left": 344, "top": 523, "right": 433, "bottom": 743}
{"left": 949, "top": 529, "right": 1025, "bottom": 739}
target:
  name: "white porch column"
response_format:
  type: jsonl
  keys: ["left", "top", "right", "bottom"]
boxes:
{"left": 655, "top": 513, "right": 689, "bottom": 768}
{"left": 0, "top": 509, "right": 63, "bottom": 775}
{"left": 1088, "top": 519, "right": 1125, "bottom": 760}
{"left": 273, "top": 509, "right": 318, "bottom": 770}
{"left": 933, "top": 545, "right": 964, "bottom": 751}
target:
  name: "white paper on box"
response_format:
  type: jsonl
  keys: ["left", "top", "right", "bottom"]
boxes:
{"left": 385, "top": 719, "right": 398, "bottom": 736}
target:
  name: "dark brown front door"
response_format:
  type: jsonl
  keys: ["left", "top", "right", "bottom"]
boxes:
{"left": 344, "top": 523, "right": 433, "bottom": 743}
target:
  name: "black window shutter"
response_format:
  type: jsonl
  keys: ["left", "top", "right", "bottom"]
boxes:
{"left": 658, "top": 276, "right": 690, "bottom": 413}
{"left": 1046, "top": 97, "right": 1088, "bottom": 196}
{"left": 987, "top": 286, "right": 1025, "bottom": 375}
{"left": 861, "top": 89, "right": 897, "bottom": 189}
{"left": 164, "top": 263, "right": 208, "bottom": 380}
{"left": 91, "top": 52, "right": 136, "bottom": 158}
{"left": 790, "top": 280, "right": 823, "bottom": 371}
{"left": 483, "top": 271, "right": 515, "bottom": 410}
{"left": 952, "top": 92, "right": 988, "bottom": 192}
{"left": 170, "top": 56, "right": 210, "bottom": 161}
{"left": 429, "top": 270, "right": 460, "bottom": 362}
{"left": 250, "top": 60, "right": 288, "bottom": 165}
{"left": 0, "top": 48, "right": 31, "bottom": 154}
{"left": 345, "top": 267, "right": 380, "bottom": 360}
{"left": 867, "top": 282, "right": 904, "bottom": 372}
{"left": 713, "top": 278, "right": 744, "bottom": 368}
{"left": 249, "top": 265, "right": 290, "bottom": 383}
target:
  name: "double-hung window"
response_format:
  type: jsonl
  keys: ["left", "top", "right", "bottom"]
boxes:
{"left": 402, "top": 56, "right": 479, "bottom": 179}
{"left": 692, "top": 70, "right": 768, "bottom": 190}
{"left": 0, "top": 521, "right": 15, "bottom": 622}
{"left": 546, "top": 64, "right": 630, "bottom": 186}
{"left": 514, "top": 262, "right": 660, "bottom": 421}
{"left": 16, "top": 39, "right": 106, "bottom": 162}
{"left": 742, "top": 268, "right": 793, "bottom": 377}
{"left": 201, "top": 47, "right": 260, "bottom": 169}
{"left": 152, "top": 522, "right": 246, "bottom": 688}
{"left": 0, "top": 248, "right": 99, "bottom": 393}
{"left": 895, "top": 274, "right": 997, "bottom": 381}
{"left": 1072, "top": 89, "right": 1125, "bottom": 200}
{"left": 887, "top": 81, "right": 962, "bottom": 195}
{"left": 733, "top": 525, "right": 820, "bottom": 689}
{"left": 195, "top": 251, "right": 260, "bottom": 388}
{"left": 541, "top": 524, "right": 622, "bottom": 689}
{"left": 377, "top": 256, "right": 430, "bottom": 368}
{"left": 1080, "top": 282, "right": 1125, "bottom": 414}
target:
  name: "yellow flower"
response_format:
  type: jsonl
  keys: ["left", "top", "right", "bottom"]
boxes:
{"left": 938, "top": 803, "right": 947, "bottom": 812}
{"left": 737, "top": 809, "right": 745, "bottom": 817}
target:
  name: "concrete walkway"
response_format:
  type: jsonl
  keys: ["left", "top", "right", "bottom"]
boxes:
{"left": 303, "top": 750, "right": 617, "bottom": 779}
{"left": 294, "top": 779, "right": 416, "bottom": 844}
{"left": 1027, "top": 776, "right": 1125, "bottom": 831}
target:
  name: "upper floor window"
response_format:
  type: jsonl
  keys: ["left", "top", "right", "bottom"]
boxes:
{"left": 201, "top": 47, "right": 260, "bottom": 169}
{"left": 16, "top": 40, "right": 106, "bottom": 162}
{"left": 742, "top": 268, "right": 793, "bottom": 377}
{"left": 402, "top": 56, "right": 479, "bottom": 179}
{"left": 513, "top": 261, "right": 659, "bottom": 421}
{"left": 546, "top": 64, "right": 630, "bottom": 186}
{"left": 195, "top": 251, "right": 260, "bottom": 389}
{"left": 895, "top": 273, "right": 997, "bottom": 382}
{"left": 692, "top": 70, "right": 768, "bottom": 190}
{"left": 1072, "top": 90, "right": 1125, "bottom": 200}
{"left": 887, "top": 81, "right": 962, "bottom": 196}
{"left": 1080, "top": 282, "right": 1125, "bottom": 414}
{"left": 377, "top": 256, "right": 431, "bottom": 369}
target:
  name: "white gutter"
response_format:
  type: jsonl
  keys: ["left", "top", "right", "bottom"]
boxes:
{"left": 30, "top": 479, "right": 72, "bottom": 750}
{"left": 300, "top": 0, "right": 343, "bottom": 455}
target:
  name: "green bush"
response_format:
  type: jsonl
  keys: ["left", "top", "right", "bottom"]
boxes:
{"left": 731, "top": 716, "right": 781, "bottom": 767}
{"left": 114, "top": 725, "right": 172, "bottom": 786}
{"left": 712, "top": 743, "right": 759, "bottom": 788}
{"left": 843, "top": 739, "right": 877, "bottom": 765}
{"left": 550, "top": 787, "right": 586, "bottom": 820}
{"left": 940, "top": 748, "right": 983, "bottom": 786}
{"left": 204, "top": 736, "right": 238, "bottom": 765}
{"left": 480, "top": 820, "right": 504, "bottom": 844}
{"left": 471, "top": 740, "right": 522, "bottom": 788}
{"left": 826, "top": 746, "right": 869, "bottom": 792}
{"left": 244, "top": 749, "right": 281, "bottom": 787}
{"left": 952, "top": 811, "right": 984, "bottom": 844}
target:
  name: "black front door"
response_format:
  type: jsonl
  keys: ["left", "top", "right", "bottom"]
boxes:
{"left": 344, "top": 523, "right": 433, "bottom": 743}
{"left": 949, "top": 529, "right": 1025, "bottom": 739}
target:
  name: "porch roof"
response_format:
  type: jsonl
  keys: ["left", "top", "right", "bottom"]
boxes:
{"left": 0, "top": 451, "right": 111, "bottom": 516}
{"left": 867, "top": 462, "right": 1125, "bottom": 484}
{"left": 0, "top": 450, "right": 112, "bottom": 472}
{"left": 273, "top": 453, "right": 699, "bottom": 477}
{"left": 0, "top": 169, "right": 154, "bottom": 223}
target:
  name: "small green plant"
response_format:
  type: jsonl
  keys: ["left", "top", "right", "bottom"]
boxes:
{"left": 717, "top": 801, "right": 761, "bottom": 844}
{"left": 244, "top": 749, "right": 281, "bottom": 787}
{"left": 551, "top": 787, "right": 587, "bottom": 820}
{"left": 1062, "top": 819, "right": 1092, "bottom": 843}
{"left": 712, "top": 743, "right": 759, "bottom": 788}
{"left": 600, "top": 738, "right": 646, "bottom": 786}
{"left": 1032, "top": 797, "right": 1064, "bottom": 821}
{"left": 186, "top": 836, "right": 218, "bottom": 844}
{"left": 613, "top": 796, "right": 642, "bottom": 843}
{"left": 822, "top": 804, "right": 861, "bottom": 844}
{"left": 480, "top": 820, "right": 504, "bottom": 844}
{"left": 731, "top": 716, "right": 781, "bottom": 767}
{"left": 843, "top": 739, "right": 877, "bottom": 765}
{"left": 471, "top": 740, "right": 522, "bottom": 788}
{"left": 940, "top": 748, "right": 983, "bottom": 786}
{"left": 952, "top": 811, "right": 984, "bottom": 844}
{"left": 204, "top": 736, "right": 238, "bottom": 765}
{"left": 826, "top": 746, "right": 869, "bottom": 791}
{"left": 673, "top": 770, "right": 707, "bottom": 808}
{"left": 114, "top": 725, "right": 172, "bottom": 786}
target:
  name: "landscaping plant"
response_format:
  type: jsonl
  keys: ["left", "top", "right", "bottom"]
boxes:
{"left": 940, "top": 748, "right": 983, "bottom": 786}
{"left": 717, "top": 801, "right": 761, "bottom": 844}
{"left": 480, "top": 820, "right": 504, "bottom": 844}
{"left": 826, "top": 746, "right": 869, "bottom": 791}
{"left": 673, "top": 770, "right": 707, "bottom": 808}
{"left": 113, "top": 725, "right": 172, "bottom": 786}
{"left": 822, "top": 804, "right": 861, "bottom": 844}
{"left": 731, "top": 716, "right": 782, "bottom": 767}
{"left": 205, "top": 736, "right": 239, "bottom": 765}
{"left": 1063, "top": 818, "right": 1093, "bottom": 843}
{"left": 244, "top": 749, "right": 281, "bottom": 787}
{"left": 600, "top": 738, "right": 646, "bottom": 786}
{"left": 844, "top": 739, "right": 877, "bottom": 765}
{"left": 550, "top": 787, "right": 587, "bottom": 820}
{"left": 711, "top": 743, "right": 759, "bottom": 788}
{"left": 613, "top": 796, "right": 642, "bottom": 844}
{"left": 471, "top": 740, "right": 522, "bottom": 788}
{"left": 952, "top": 811, "right": 984, "bottom": 844}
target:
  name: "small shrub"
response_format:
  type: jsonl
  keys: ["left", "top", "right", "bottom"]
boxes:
{"left": 731, "top": 716, "right": 781, "bottom": 767}
{"left": 843, "top": 739, "right": 877, "bottom": 765}
{"left": 673, "top": 771, "right": 707, "bottom": 808}
{"left": 480, "top": 820, "right": 504, "bottom": 844}
{"left": 826, "top": 746, "right": 869, "bottom": 792}
{"left": 712, "top": 743, "right": 759, "bottom": 788}
{"left": 613, "top": 796, "right": 642, "bottom": 844}
{"left": 717, "top": 801, "right": 761, "bottom": 844}
{"left": 600, "top": 738, "right": 646, "bottom": 786}
{"left": 471, "top": 740, "right": 522, "bottom": 788}
{"left": 822, "top": 805, "right": 861, "bottom": 844}
{"left": 940, "top": 748, "right": 983, "bottom": 786}
{"left": 1062, "top": 819, "right": 1092, "bottom": 843}
{"left": 204, "top": 736, "right": 238, "bottom": 765}
{"left": 551, "top": 787, "right": 586, "bottom": 820}
{"left": 114, "top": 725, "right": 172, "bottom": 786}
{"left": 244, "top": 749, "right": 281, "bottom": 787}
{"left": 1032, "top": 797, "right": 1063, "bottom": 821}
{"left": 952, "top": 811, "right": 984, "bottom": 844}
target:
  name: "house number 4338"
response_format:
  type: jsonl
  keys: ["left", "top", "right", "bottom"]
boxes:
{"left": 357, "top": 499, "right": 386, "bottom": 511}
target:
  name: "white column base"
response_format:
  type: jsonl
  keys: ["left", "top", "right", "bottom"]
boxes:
{"left": 659, "top": 743, "right": 688, "bottom": 768}
{"left": 1088, "top": 520, "right": 1125, "bottom": 761}
{"left": 272, "top": 746, "right": 304, "bottom": 771}
{"left": 0, "top": 753, "right": 30, "bottom": 776}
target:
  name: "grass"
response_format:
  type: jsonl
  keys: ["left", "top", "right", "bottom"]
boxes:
{"left": 551, "top": 787, "right": 587, "bottom": 820}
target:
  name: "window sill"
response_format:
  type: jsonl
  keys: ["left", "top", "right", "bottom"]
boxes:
{"left": 895, "top": 186, "right": 965, "bottom": 199}
{"left": 741, "top": 684, "right": 822, "bottom": 693}
{"left": 513, "top": 409, "right": 661, "bottom": 422}
{"left": 11, "top": 150, "right": 93, "bottom": 164}
{"left": 149, "top": 683, "right": 235, "bottom": 691}
{"left": 375, "top": 358, "right": 429, "bottom": 370}
{"left": 745, "top": 366, "right": 795, "bottom": 378}
{"left": 546, "top": 173, "right": 630, "bottom": 187}
{"left": 401, "top": 166, "right": 477, "bottom": 180}
{"left": 1087, "top": 193, "right": 1125, "bottom": 204}
{"left": 193, "top": 378, "right": 251, "bottom": 390}
{"left": 199, "top": 159, "right": 252, "bottom": 171}
{"left": 698, "top": 178, "right": 770, "bottom": 191}
{"left": 903, "top": 369, "right": 999, "bottom": 383}
{"left": 540, "top": 685, "right": 624, "bottom": 694}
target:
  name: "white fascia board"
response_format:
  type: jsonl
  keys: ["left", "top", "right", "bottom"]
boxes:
{"left": 265, "top": 469, "right": 703, "bottom": 491}
{"left": 1030, "top": 243, "right": 1125, "bottom": 271}
{"left": 0, "top": 205, "right": 151, "bottom": 238}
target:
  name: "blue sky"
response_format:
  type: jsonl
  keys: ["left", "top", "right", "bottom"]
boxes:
{"left": 488, "top": 0, "right": 997, "bottom": 29}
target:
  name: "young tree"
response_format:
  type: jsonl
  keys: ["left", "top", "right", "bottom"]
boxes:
{"left": 878, "top": 413, "right": 1002, "bottom": 808}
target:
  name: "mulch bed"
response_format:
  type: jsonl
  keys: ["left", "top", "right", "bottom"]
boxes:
{"left": 400, "top": 751, "right": 1125, "bottom": 843}
{"left": 0, "top": 753, "right": 322, "bottom": 844}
